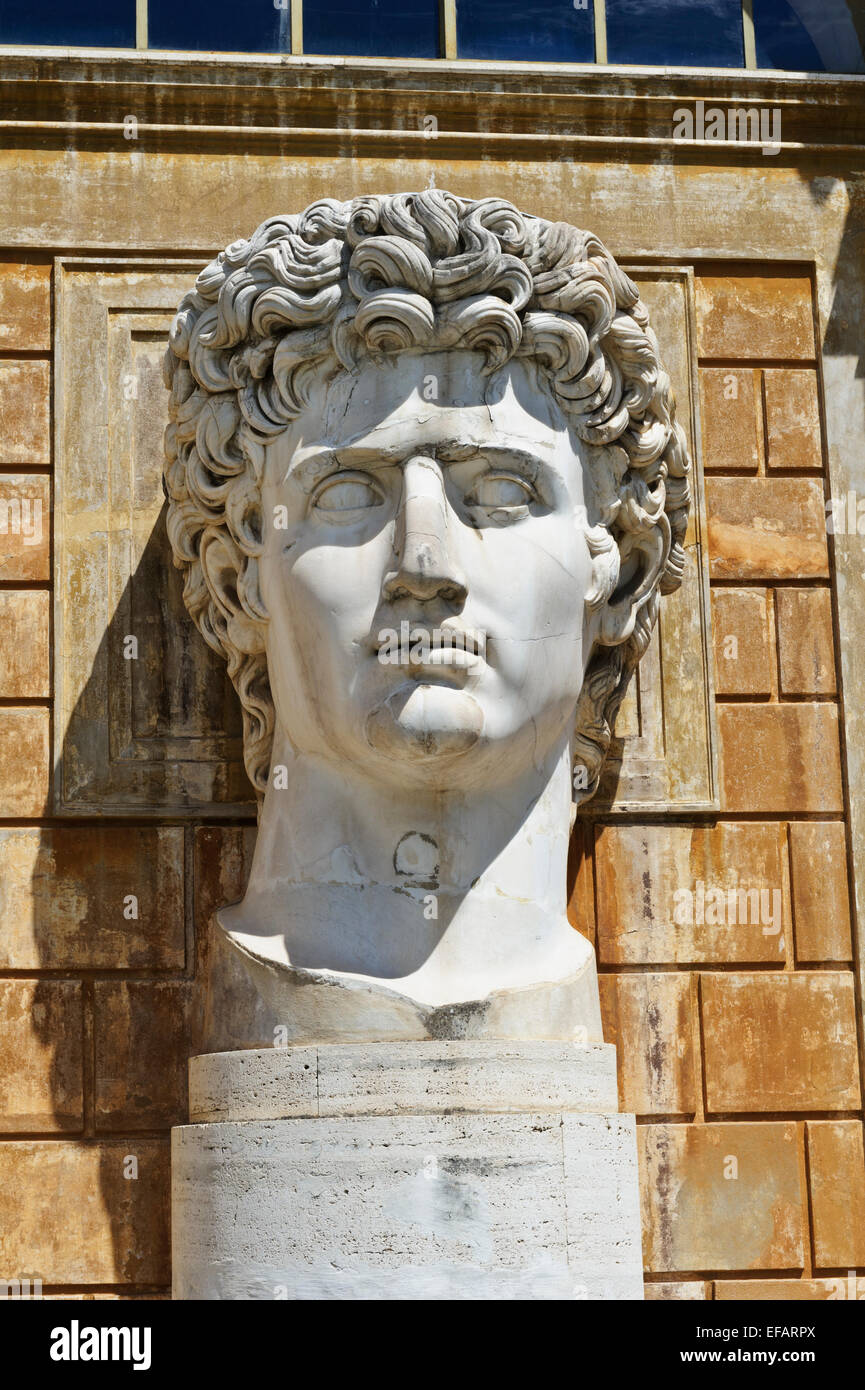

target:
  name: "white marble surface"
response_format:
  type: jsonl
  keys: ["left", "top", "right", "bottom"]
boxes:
{"left": 188, "top": 1040, "right": 620, "bottom": 1121}
{"left": 173, "top": 1043, "right": 643, "bottom": 1301}
{"left": 164, "top": 193, "right": 690, "bottom": 1039}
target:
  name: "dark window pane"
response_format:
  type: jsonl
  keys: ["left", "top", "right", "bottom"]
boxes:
{"left": 606, "top": 0, "right": 744, "bottom": 66}
{"left": 457, "top": 0, "right": 594, "bottom": 61}
{"left": 754, "top": 0, "right": 865, "bottom": 73}
{"left": 150, "top": 0, "right": 292, "bottom": 52}
{"left": 0, "top": 0, "right": 135, "bottom": 46}
{"left": 304, "top": 0, "right": 439, "bottom": 57}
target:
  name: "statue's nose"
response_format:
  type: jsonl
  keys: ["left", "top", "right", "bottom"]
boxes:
{"left": 383, "top": 456, "right": 468, "bottom": 605}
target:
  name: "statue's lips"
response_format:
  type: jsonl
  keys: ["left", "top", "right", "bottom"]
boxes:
{"left": 408, "top": 647, "right": 480, "bottom": 670}
{"left": 373, "top": 625, "right": 487, "bottom": 674}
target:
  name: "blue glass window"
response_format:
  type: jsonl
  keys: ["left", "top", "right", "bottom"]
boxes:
{"left": 303, "top": 0, "right": 440, "bottom": 57}
{"left": 457, "top": 0, "right": 594, "bottom": 61}
{"left": 754, "top": 0, "right": 865, "bottom": 73}
{"left": 0, "top": 0, "right": 135, "bottom": 46}
{"left": 149, "top": 0, "right": 291, "bottom": 52}
{"left": 605, "top": 0, "right": 744, "bottom": 67}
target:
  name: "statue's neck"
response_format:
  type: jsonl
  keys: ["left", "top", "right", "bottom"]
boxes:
{"left": 220, "top": 731, "right": 591, "bottom": 1008}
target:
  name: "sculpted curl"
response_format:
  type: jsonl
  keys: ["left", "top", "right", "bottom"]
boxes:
{"left": 163, "top": 190, "right": 691, "bottom": 799}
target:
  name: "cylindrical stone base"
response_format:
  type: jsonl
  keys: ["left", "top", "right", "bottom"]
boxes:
{"left": 171, "top": 1043, "right": 644, "bottom": 1300}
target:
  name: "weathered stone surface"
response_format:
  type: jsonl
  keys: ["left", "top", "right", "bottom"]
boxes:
{"left": 0, "top": 261, "right": 50, "bottom": 350}
{"left": 0, "top": 590, "right": 49, "bottom": 698}
{"left": 0, "top": 473, "right": 49, "bottom": 580}
{"left": 566, "top": 819, "right": 595, "bottom": 945}
{"left": 711, "top": 588, "right": 772, "bottom": 696}
{"left": 595, "top": 821, "right": 789, "bottom": 965}
{"left": 0, "top": 1140, "right": 169, "bottom": 1284}
{"left": 94, "top": 981, "right": 193, "bottom": 1131}
{"left": 701, "top": 973, "right": 861, "bottom": 1113}
{"left": 173, "top": 1106, "right": 644, "bottom": 1299}
{"left": 188, "top": 1041, "right": 619, "bottom": 1123}
{"left": 789, "top": 821, "right": 852, "bottom": 963}
{"left": 54, "top": 262, "right": 254, "bottom": 816}
{"left": 807, "top": 1120, "right": 865, "bottom": 1269}
{"left": 0, "top": 981, "right": 82, "bottom": 1132}
{"left": 776, "top": 587, "right": 836, "bottom": 695}
{"left": 764, "top": 368, "right": 822, "bottom": 471}
{"left": 718, "top": 704, "right": 843, "bottom": 814}
{"left": 192, "top": 825, "right": 277, "bottom": 1054}
{"left": 707, "top": 477, "right": 829, "bottom": 580}
{"left": 0, "top": 826, "right": 185, "bottom": 970}
{"left": 644, "top": 1281, "right": 708, "bottom": 1299}
{"left": 715, "top": 1278, "right": 863, "bottom": 1300}
{"left": 699, "top": 366, "right": 760, "bottom": 472}
{"left": 695, "top": 275, "right": 814, "bottom": 360}
{"left": 599, "top": 973, "right": 697, "bottom": 1117}
{"left": 0, "top": 707, "right": 49, "bottom": 817}
{"left": 0, "top": 360, "right": 50, "bottom": 463}
{"left": 639, "top": 1122, "right": 805, "bottom": 1273}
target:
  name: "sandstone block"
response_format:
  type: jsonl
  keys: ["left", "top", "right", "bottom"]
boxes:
{"left": 715, "top": 1277, "right": 863, "bottom": 1300}
{"left": 699, "top": 366, "right": 760, "bottom": 472}
{"left": 718, "top": 704, "right": 843, "bottom": 814}
{"left": 599, "top": 973, "right": 697, "bottom": 1116}
{"left": 0, "top": 473, "right": 50, "bottom": 580}
{"left": 595, "top": 821, "right": 789, "bottom": 965}
{"left": 639, "top": 1122, "right": 804, "bottom": 1273}
{"left": 0, "top": 261, "right": 51, "bottom": 351}
{"left": 806, "top": 1120, "right": 865, "bottom": 1269}
{"left": 0, "top": 980, "right": 82, "bottom": 1132}
{"left": 764, "top": 368, "right": 822, "bottom": 471}
{"left": 789, "top": 821, "right": 852, "bottom": 963}
{"left": 644, "top": 1281, "right": 709, "bottom": 1299}
{"left": 192, "top": 825, "right": 277, "bottom": 1054}
{"left": 0, "top": 360, "right": 50, "bottom": 464}
{"left": 711, "top": 588, "right": 772, "bottom": 696}
{"left": 0, "top": 826, "right": 185, "bottom": 970}
{"left": 707, "top": 477, "right": 828, "bottom": 580}
{"left": 0, "top": 590, "right": 50, "bottom": 697}
{"left": 776, "top": 587, "right": 836, "bottom": 695}
{"left": 0, "top": 707, "right": 50, "bottom": 817}
{"left": 566, "top": 819, "right": 595, "bottom": 944}
{"left": 701, "top": 972, "right": 860, "bottom": 1112}
{"left": 695, "top": 275, "right": 814, "bottom": 360}
{"left": 0, "top": 1140, "right": 169, "bottom": 1284}
{"left": 94, "top": 981, "right": 193, "bottom": 1130}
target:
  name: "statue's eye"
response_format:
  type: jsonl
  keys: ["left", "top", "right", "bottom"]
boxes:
{"left": 467, "top": 474, "right": 536, "bottom": 515}
{"left": 312, "top": 473, "right": 383, "bottom": 514}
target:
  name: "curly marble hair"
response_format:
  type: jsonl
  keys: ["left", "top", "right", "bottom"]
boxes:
{"left": 163, "top": 191, "right": 691, "bottom": 800}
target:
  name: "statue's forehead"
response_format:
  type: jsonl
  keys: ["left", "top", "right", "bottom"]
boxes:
{"left": 268, "top": 350, "right": 574, "bottom": 483}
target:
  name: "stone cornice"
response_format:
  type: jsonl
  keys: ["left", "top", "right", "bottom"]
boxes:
{"left": 0, "top": 48, "right": 863, "bottom": 160}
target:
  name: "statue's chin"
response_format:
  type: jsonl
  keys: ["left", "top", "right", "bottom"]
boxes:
{"left": 365, "top": 682, "right": 483, "bottom": 762}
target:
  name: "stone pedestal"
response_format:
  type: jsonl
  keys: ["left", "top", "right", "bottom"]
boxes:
{"left": 171, "top": 1042, "right": 644, "bottom": 1300}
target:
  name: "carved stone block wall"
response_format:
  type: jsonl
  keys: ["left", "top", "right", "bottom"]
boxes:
{"left": 572, "top": 268, "right": 864, "bottom": 1298}
{"left": 0, "top": 86, "right": 863, "bottom": 1298}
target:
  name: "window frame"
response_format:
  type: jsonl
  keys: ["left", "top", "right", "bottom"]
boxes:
{"left": 130, "top": 0, "right": 754, "bottom": 65}
{"left": 0, "top": 0, "right": 835, "bottom": 72}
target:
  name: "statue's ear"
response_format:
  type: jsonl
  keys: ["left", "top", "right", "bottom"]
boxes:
{"left": 582, "top": 444, "right": 669, "bottom": 652}
{"left": 594, "top": 518, "right": 670, "bottom": 649}
{"left": 199, "top": 530, "right": 266, "bottom": 655}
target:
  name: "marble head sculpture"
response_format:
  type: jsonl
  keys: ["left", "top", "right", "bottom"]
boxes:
{"left": 163, "top": 191, "right": 691, "bottom": 1042}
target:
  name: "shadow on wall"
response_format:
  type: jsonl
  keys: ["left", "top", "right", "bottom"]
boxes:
{"left": 27, "top": 504, "right": 277, "bottom": 1293}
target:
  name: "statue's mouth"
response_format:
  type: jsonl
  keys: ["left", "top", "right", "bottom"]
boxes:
{"left": 408, "top": 646, "right": 479, "bottom": 671}
{"left": 373, "top": 621, "right": 488, "bottom": 673}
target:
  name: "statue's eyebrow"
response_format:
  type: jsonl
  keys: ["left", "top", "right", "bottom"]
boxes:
{"left": 290, "top": 441, "right": 547, "bottom": 491}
